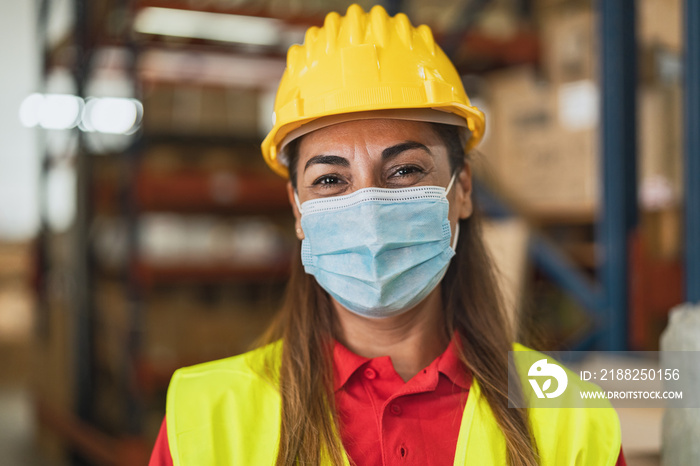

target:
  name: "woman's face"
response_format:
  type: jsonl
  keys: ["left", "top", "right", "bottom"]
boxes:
{"left": 287, "top": 118, "right": 473, "bottom": 240}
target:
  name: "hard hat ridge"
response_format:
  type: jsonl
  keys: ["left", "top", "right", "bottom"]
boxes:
{"left": 394, "top": 12, "right": 413, "bottom": 49}
{"left": 345, "top": 3, "right": 366, "bottom": 45}
{"left": 288, "top": 5, "right": 437, "bottom": 71}
{"left": 369, "top": 6, "right": 389, "bottom": 47}
{"left": 323, "top": 11, "right": 341, "bottom": 51}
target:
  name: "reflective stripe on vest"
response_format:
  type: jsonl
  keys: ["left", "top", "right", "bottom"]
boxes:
{"left": 166, "top": 342, "right": 621, "bottom": 465}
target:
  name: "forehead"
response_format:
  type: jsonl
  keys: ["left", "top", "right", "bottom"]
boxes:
{"left": 298, "top": 119, "right": 443, "bottom": 154}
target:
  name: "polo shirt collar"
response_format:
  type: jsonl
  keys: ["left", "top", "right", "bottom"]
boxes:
{"left": 332, "top": 336, "right": 472, "bottom": 392}
{"left": 333, "top": 341, "right": 371, "bottom": 392}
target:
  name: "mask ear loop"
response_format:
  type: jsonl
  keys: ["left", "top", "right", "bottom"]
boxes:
{"left": 451, "top": 223, "right": 460, "bottom": 251}
{"left": 293, "top": 190, "right": 303, "bottom": 214}
{"left": 446, "top": 171, "right": 460, "bottom": 251}
{"left": 445, "top": 171, "right": 458, "bottom": 195}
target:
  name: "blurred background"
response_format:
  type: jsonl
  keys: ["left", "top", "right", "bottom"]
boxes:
{"left": 0, "top": 0, "right": 696, "bottom": 465}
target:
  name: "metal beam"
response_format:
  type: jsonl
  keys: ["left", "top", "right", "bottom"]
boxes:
{"left": 529, "top": 235, "right": 605, "bottom": 316}
{"left": 473, "top": 181, "right": 605, "bottom": 316}
{"left": 685, "top": 0, "right": 700, "bottom": 303}
{"left": 73, "top": 0, "right": 96, "bottom": 430}
{"left": 597, "top": 0, "right": 638, "bottom": 350}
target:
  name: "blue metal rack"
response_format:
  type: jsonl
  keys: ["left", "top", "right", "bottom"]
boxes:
{"left": 478, "top": 0, "right": 700, "bottom": 351}
{"left": 597, "top": 0, "right": 638, "bottom": 351}
{"left": 685, "top": 0, "right": 700, "bottom": 304}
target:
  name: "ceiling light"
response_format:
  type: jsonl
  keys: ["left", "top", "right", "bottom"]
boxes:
{"left": 19, "top": 93, "right": 143, "bottom": 134}
{"left": 133, "top": 7, "right": 281, "bottom": 47}
{"left": 82, "top": 97, "right": 143, "bottom": 134}
{"left": 18, "top": 93, "right": 44, "bottom": 128}
{"left": 19, "top": 93, "right": 84, "bottom": 130}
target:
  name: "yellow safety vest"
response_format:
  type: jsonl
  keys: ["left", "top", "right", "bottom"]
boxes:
{"left": 166, "top": 342, "right": 621, "bottom": 465}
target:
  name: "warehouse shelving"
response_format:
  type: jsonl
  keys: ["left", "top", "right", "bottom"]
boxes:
{"left": 132, "top": 260, "right": 292, "bottom": 287}
{"left": 95, "top": 170, "right": 290, "bottom": 213}
{"left": 34, "top": 1, "right": 296, "bottom": 463}
{"left": 30, "top": 0, "right": 699, "bottom": 464}
{"left": 476, "top": 0, "right": 694, "bottom": 352}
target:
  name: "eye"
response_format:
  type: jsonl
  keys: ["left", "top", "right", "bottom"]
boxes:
{"left": 305, "top": 170, "right": 349, "bottom": 196}
{"left": 390, "top": 165, "right": 424, "bottom": 178}
{"left": 312, "top": 174, "right": 343, "bottom": 186}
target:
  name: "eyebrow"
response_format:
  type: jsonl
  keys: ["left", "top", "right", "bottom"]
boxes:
{"left": 381, "top": 141, "right": 432, "bottom": 160}
{"left": 302, "top": 141, "right": 432, "bottom": 173}
{"left": 303, "top": 155, "right": 350, "bottom": 173}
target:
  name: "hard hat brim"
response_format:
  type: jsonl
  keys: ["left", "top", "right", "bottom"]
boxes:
{"left": 262, "top": 104, "right": 485, "bottom": 179}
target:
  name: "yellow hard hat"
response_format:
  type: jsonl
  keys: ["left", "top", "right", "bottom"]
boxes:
{"left": 260, "top": 4, "right": 486, "bottom": 178}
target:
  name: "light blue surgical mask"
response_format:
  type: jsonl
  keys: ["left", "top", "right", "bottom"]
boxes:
{"left": 295, "top": 174, "right": 459, "bottom": 318}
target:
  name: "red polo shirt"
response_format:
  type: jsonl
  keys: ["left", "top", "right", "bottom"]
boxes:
{"left": 150, "top": 341, "right": 626, "bottom": 465}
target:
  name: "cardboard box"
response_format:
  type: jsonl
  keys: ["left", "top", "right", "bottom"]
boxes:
{"left": 141, "top": 84, "right": 174, "bottom": 133}
{"left": 482, "top": 67, "right": 598, "bottom": 214}
{"left": 534, "top": 0, "right": 590, "bottom": 10}
{"left": 143, "top": 84, "right": 260, "bottom": 136}
{"left": 637, "top": 83, "right": 682, "bottom": 260}
{"left": 538, "top": 0, "right": 681, "bottom": 80}
{"left": 540, "top": 7, "right": 596, "bottom": 84}
{"left": 144, "top": 288, "right": 277, "bottom": 369}
{"left": 0, "top": 242, "right": 32, "bottom": 280}
{"left": 641, "top": 207, "right": 681, "bottom": 260}
{"left": 0, "top": 281, "right": 35, "bottom": 344}
{"left": 481, "top": 218, "right": 530, "bottom": 332}
{"left": 224, "top": 88, "right": 260, "bottom": 137}
{"left": 638, "top": 0, "right": 682, "bottom": 51}
{"left": 141, "top": 144, "right": 188, "bottom": 175}
{"left": 638, "top": 84, "right": 683, "bottom": 208}
{"left": 31, "top": 297, "right": 74, "bottom": 462}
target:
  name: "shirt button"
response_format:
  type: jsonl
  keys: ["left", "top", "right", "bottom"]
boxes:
{"left": 363, "top": 368, "right": 377, "bottom": 380}
{"left": 397, "top": 444, "right": 408, "bottom": 459}
{"left": 390, "top": 404, "right": 402, "bottom": 415}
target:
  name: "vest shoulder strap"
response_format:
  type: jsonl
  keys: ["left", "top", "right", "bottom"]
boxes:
{"left": 454, "top": 344, "right": 621, "bottom": 466}
{"left": 166, "top": 342, "right": 282, "bottom": 466}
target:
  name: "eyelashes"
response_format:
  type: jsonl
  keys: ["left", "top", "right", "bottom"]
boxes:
{"left": 312, "top": 165, "right": 426, "bottom": 185}
{"left": 390, "top": 165, "right": 425, "bottom": 178}
{"left": 312, "top": 174, "right": 344, "bottom": 187}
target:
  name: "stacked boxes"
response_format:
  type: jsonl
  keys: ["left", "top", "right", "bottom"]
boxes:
{"left": 481, "top": 0, "right": 682, "bottom": 224}
{"left": 482, "top": 67, "right": 598, "bottom": 215}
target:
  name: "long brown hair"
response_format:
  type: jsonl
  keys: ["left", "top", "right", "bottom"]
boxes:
{"left": 258, "top": 123, "right": 539, "bottom": 465}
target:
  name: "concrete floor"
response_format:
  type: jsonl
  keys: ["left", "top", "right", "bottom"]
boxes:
{"left": 619, "top": 407, "right": 663, "bottom": 465}
{"left": 0, "top": 386, "right": 66, "bottom": 466}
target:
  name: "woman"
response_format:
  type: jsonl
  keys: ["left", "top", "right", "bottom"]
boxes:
{"left": 150, "top": 5, "right": 624, "bottom": 465}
